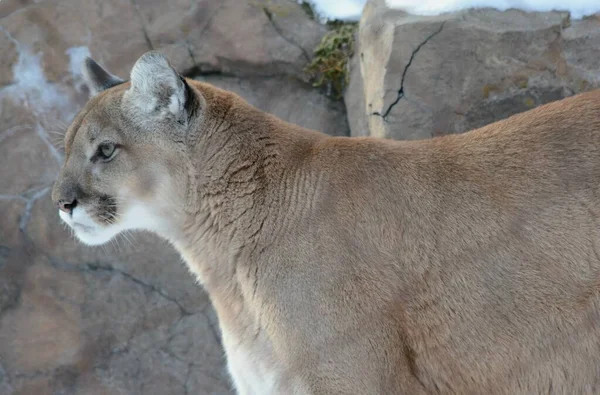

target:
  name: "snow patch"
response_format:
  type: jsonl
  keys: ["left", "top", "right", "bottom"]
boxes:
{"left": 66, "top": 45, "right": 91, "bottom": 92}
{"left": 0, "top": 28, "right": 92, "bottom": 165}
{"left": 385, "top": 0, "right": 600, "bottom": 19}
{"left": 0, "top": 27, "right": 75, "bottom": 120}
{"left": 300, "top": 0, "right": 367, "bottom": 22}
{"left": 10, "top": 50, "right": 70, "bottom": 117}
{"left": 2, "top": 47, "right": 70, "bottom": 162}
{"left": 303, "top": 0, "right": 599, "bottom": 22}
{"left": 66, "top": 46, "right": 91, "bottom": 79}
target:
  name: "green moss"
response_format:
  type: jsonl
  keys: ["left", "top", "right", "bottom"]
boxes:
{"left": 304, "top": 23, "right": 358, "bottom": 100}
{"left": 515, "top": 76, "right": 529, "bottom": 89}
{"left": 326, "top": 19, "right": 353, "bottom": 29}
{"left": 251, "top": 0, "right": 293, "bottom": 17}
{"left": 482, "top": 83, "right": 499, "bottom": 99}
{"left": 300, "top": 1, "right": 316, "bottom": 20}
{"left": 524, "top": 97, "right": 535, "bottom": 107}
{"left": 561, "top": 13, "right": 571, "bottom": 29}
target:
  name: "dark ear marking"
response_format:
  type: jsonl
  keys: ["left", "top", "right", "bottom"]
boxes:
{"left": 82, "top": 57, "right": 125, "bottom": 96}
{"left": 181, "top": 76, "right": 199, "bottom": 124}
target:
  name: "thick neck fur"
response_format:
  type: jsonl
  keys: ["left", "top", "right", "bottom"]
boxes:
{"left": 170, "top": 81, "right": 322, "bottom": 300}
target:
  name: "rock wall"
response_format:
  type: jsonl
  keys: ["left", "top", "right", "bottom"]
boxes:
{"left": 346, "top": 0, "right": 600, "bottom": 139}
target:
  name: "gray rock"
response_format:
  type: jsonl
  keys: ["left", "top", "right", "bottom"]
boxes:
{"left": 196, "top": 74, "right": 350, "bottom": 136}
{"left": 0, "top": 0, "right": 327, "bottom": 82}
{"left": 345, "top": 0, "right": 600, "bottom": 140}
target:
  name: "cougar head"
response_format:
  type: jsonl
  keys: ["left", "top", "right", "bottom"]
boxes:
{"left": 51, "top": 52, "right": 198, "bottom": 245}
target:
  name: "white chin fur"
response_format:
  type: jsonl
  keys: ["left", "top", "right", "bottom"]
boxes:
{"left": 59, "top": 203, "right": 166, "bottom": 246}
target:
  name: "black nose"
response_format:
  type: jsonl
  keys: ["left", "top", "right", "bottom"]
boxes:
{"left": 58, "top": 199, "right": 77, "bottom": 215}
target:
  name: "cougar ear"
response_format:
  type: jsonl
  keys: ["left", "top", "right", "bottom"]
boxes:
{"left": 82, "top": 57, "right": 124, "bottom": 96}
{"left": 125, "top": 51, "right": 188, "bottom": 123}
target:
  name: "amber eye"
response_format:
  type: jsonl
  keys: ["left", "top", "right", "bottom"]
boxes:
{"left": 97, "top": 142, "right": 116, "bottom": 160}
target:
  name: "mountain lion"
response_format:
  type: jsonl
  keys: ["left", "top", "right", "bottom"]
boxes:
{"left": 52, "top": 51, "right": 600, "bottom": 394}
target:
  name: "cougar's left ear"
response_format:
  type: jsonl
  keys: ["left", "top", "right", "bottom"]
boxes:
{"left": 124, "top": 51, "right": 190, "bottom": 124}
{"left": 82, "top": 57, "right": 125, "bottom": 96}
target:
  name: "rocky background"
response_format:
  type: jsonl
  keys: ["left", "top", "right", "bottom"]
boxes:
{"left": 0, "top": 0, "right": 598, "bottom": 394}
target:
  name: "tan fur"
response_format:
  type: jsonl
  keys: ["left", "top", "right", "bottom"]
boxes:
{"left": 53, "top": 52, "right": 600, "bottom": 394}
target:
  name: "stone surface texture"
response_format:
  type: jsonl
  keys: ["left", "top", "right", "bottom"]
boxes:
{"left": 345, "top": 0, "right": 600, "bottom": 139}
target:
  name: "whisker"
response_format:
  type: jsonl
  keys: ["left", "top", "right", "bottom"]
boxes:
{"left": 46, "top": 130, "right": 66, "bottom": 136}
{"left": 121, "top": 232, "right": 134, "bottom": 248}
{"left": 55, "top": 120, "right": 69, "bottom": 129}
{"left": 100, "top": 216, "right": 116, "bottom": 225}
{"left": 110, "top": 237, "right": 120, "bottom": 252}
{"left": 110, "top": 199, "right": 130, "bottom": 205}
{"left": 43, "top": 118, "right": 70, "bottom": 130}
{"left": 108, "top": 211, "right": 124, "bottom": 219}
{"left": 105, "top": 211, "right": 122, "bottom": 220}
{"left": 47, "top": 138, "right": 64, "bottom": 143}
{"left": 49, "top": 140, "right": 65, "bottom": 148}
{"left": 126, "top": 230, "right": 137, "bottom": 243}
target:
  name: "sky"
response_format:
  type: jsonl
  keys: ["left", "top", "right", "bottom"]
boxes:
{"left": 305, "top": 0, "right": 600, "bottom": 21}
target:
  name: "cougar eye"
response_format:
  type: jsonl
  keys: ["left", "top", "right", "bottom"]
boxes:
{"left": 97, "top": 142, "right": 116, "bottom": 161}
